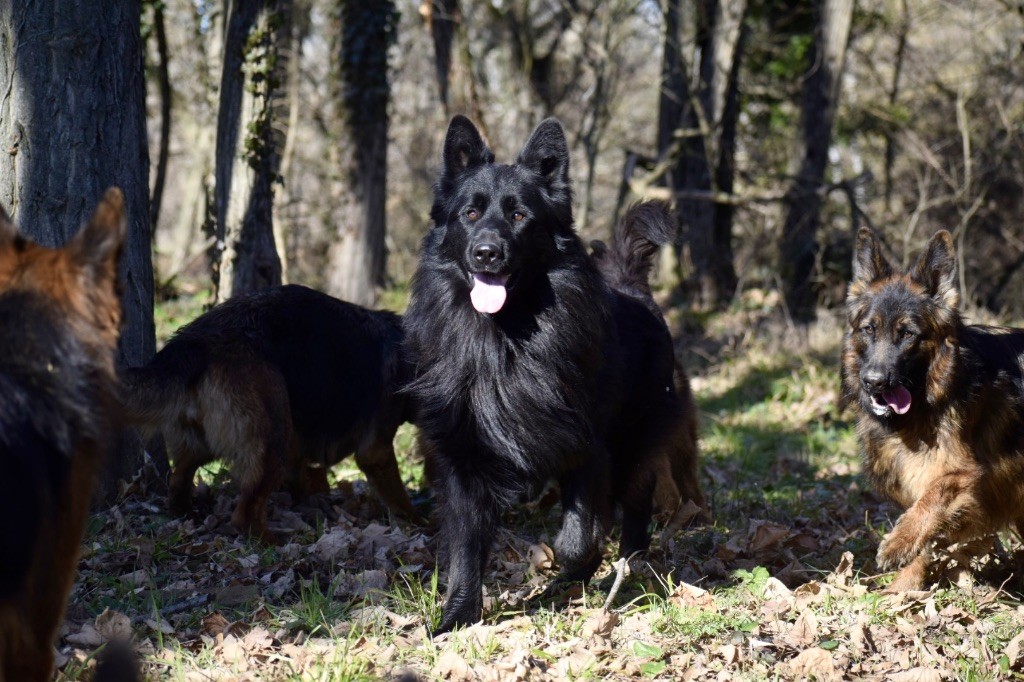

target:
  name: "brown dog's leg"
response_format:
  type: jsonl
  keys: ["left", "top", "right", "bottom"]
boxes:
{"left": 884, "top": 553, "right": 929, "bottom": 592}
{"left": 877, "top": 470, "right": 984, "bottom": 571}
{"left": 355, "top": 438, "right": 419, "bottom": 522}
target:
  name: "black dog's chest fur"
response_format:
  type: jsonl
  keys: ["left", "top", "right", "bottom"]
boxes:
{"left": 406, "top": 241, "right": 614, "bottom": 489}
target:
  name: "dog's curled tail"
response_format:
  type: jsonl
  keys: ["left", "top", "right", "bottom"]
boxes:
{"left": 591, "top": 200, "right": 678, "bottom": 299}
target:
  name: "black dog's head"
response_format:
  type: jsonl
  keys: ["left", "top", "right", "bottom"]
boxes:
{"left": 841, "top": 228, "right": 960, "bottom": 420}
{"left": 427, "top": 116, "right": 574, "bottom": 315}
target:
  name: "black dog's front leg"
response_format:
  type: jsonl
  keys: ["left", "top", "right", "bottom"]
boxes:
{"left": 434, "top": 472, "right": 498, "bottom": 635}
{"left": 554, "top": 462, "right": 611, "bottom": 582}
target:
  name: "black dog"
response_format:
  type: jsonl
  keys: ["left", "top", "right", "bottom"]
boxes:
{"left": 404, "top": 116, "right": 702, "bottom": 633}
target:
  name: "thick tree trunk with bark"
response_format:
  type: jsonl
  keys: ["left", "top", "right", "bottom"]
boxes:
{"left": 0, "top": 0, "right": 155, "bottom": 496}
{"left": 780, "top": 0, "right": 855, "bottom": 322}
{"left": 325, "top": 0, "right": 397, "bottom": 307}
{"left": 212, "top": 0, "right": 288, "bottom": 303}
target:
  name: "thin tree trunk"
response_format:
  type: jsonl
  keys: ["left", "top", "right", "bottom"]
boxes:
{"left": 780, "top": 0, "right": 855, "bottom": 322}
{"left": 674, "top": 0, "right": 746, "bottom": 309}
{"left": 426, "top": 0, "right": 455, "bottom": 111}
{"left": 213, "top": 0, "right": 288, "bottom": 302}
{"left": 150, "top": 0, "right": 172, "bottom": 243}
{"left": 0, "top": 0, "right": 155, "bottom": 497}
{"left": 884, "top": 0, "right": 909, "bottom": 212}
{"left": 273, "top": 0, "right": 309, "bottom": 285}
{"left": 326, "top": 0, "right": 396, "bottom": 306}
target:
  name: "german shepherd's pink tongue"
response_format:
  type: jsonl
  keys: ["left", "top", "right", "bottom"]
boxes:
{"left": 470, "top": 273, "right": 509, "bottom": 314}
{"left": 883, "top": 385, "right": 912, "bottom": 414}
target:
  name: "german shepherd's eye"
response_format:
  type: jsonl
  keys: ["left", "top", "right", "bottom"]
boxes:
{"left": 465, "top": 208, "right": 480, "bottom": 221}
{"left": 861, "top": 323, "right": 876, "bottom": 337}
{"left": 899, "top": 328, "right": 916, "bottom": 341}
{"left": 511, "top": 211, "right": 526, "bottom": 222}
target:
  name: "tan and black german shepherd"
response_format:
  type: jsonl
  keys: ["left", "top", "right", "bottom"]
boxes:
{"left": 121, "top": 284, "right": 419, "bottom": 541}
{"left": 842, "top": 227, "right": 1024, "bottom": 591}
{"left": 0, "top": 190, "right": 126, "bottom": 681}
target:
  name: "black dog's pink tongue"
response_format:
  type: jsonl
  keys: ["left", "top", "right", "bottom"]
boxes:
{"left": 470, "top": 273, "right": 509, "bottom": 314}
{"left": 883, "top": 385, "right": 912, "bottom": 414}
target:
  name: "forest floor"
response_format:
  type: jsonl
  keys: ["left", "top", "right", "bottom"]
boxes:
{"left": 55, "top": 288, "right": 1024, "bottom": 681}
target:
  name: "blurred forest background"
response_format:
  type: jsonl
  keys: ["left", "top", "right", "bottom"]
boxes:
{"left": 142, "top": 0, "right": 1024, "bottom": 321}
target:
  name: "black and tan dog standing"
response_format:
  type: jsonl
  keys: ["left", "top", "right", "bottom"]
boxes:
{"left": 842, "top": 227, "right": 1024, "bottom": 590}
{"left": 121, "top": 284, "right": 419, "bottom": 541}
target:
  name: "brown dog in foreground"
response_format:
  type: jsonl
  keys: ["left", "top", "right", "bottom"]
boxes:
{"left": 842, "top": 227, "right": 1024, "bottom": 591}
{"left": 121, "top": 284, "right": 419, "bottom": 540}
{"left": 0, "top": 190, "right": 126, "bottom": 681}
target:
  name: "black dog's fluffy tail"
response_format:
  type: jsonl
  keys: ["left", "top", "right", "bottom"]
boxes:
{"left": 590, "top": 200, "right": 677, "bottom": 303}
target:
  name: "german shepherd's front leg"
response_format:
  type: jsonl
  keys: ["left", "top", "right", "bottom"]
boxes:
{"left": 435, "top": 472, "right": 498, "bottom": 635}
{"left": 554, "top": 462, "right": 611, "bottom": 582}
{"left": 877, "top": 470, "right": 984, "bottom": 575}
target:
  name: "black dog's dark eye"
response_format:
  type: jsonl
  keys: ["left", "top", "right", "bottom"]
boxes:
{"left": 511, "top": 211, "right": 525, "bottom": 222}
{"left": 862, "top": 323, "right": 875, "bottom": 336}
{"left": 900, "top": 329, "right": 915, "bottom": 341}
{"left": 466, "top": 208, "right": 479, "bottom": 221}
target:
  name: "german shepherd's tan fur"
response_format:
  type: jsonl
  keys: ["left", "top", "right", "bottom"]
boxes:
{"left": 842, "top": 227, "right": 1024, "bottom": 591}
{"left": 0, "top": 189, "right": 125, "bottom": 681}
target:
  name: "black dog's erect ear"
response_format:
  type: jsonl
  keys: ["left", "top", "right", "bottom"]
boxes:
{"left": 441, "top": 115, "right": 493, "bottom": 180}
{"left": 851, "top": 228, "right": 893, "bottom": 285}
{"left": 516, "top": 118, "right": 570, "bottom": 198}
{"left": 911, "top": 230, "right": 959, "bottom": 310}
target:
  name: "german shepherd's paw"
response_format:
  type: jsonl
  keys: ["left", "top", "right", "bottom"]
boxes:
{"left": 876, "top": 524, "right": 926, "bottom": 571}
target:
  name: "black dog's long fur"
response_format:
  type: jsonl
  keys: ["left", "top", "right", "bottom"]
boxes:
{"left": 404, "top": 116, "right": 699, "bottom": 632}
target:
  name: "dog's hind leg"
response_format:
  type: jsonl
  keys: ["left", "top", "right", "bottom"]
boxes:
{"left": 355, "top": 436, "right": 419, "bottom": 522}
{"left": 223, "top": 369, "right": 290, "bottom": 541}
{"left": 230, "top": 419, "right": 288, "bottom": 541}
{"left": 166, "top": 429, "right": 213, "bottom": 517}
{"left": 619, "top": 473, "right": 655, "bottom": 560}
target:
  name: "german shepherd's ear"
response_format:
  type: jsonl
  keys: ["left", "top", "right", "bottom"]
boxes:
{"left": 441, "top": 115, "right": 493, "bottom": 180}
{"left": 517, "top": 118, "right": 570, "bottom": 202}
{"left": 911, "top": 230, "right": 959, "bottom": 310}
{"left": 851, "top": 228, "right": 893, "bottom": 285}
{"left": 68, "top": 187, "right": 126, "bottom": 287}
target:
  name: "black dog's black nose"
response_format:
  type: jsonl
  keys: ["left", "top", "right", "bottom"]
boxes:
{"left": 473, "top": 243, "right": 502, "bottom": 266}
{"left": 862, "top": 371, "right": 887, "bottom": 392}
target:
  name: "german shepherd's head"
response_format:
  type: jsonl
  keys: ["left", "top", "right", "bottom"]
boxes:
{"left": 427, "top": 115, "right": 573, "bottom": 315}
{"left": 0, "top": 188, "right": 125, "bottom": 373}
{"left": 841, "top": 228, "right": 960, "bottom": 421}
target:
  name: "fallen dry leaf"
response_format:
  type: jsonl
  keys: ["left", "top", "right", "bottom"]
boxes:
{"left": 783, "top": 647, "right": 840, "bottom": 681}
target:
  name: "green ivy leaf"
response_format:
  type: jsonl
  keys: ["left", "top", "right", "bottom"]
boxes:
{"left": 633, "top": 641, "right": 664, "bottom": 659}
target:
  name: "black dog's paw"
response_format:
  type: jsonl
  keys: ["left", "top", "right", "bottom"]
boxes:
{"left": 432, "top": 588, "right": 482, "bottom": 637}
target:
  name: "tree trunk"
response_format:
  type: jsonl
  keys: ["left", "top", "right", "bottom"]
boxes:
{"left": 662, "top": 0, "right": 745, "bottom": 309}
{"left": 212, "top": 0, "right": 288, "bottom": 303}
{"left": 780, "top": 0, "right": 855, "bottom": 322}
{"left": 149, "top": 0, "right": 172, "bottom": 245}
{"left": 325, "top": 0, "right": 397, "bottom": 307}
{"left": 0, "top": 0, "right": 155, "bottom": 497}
